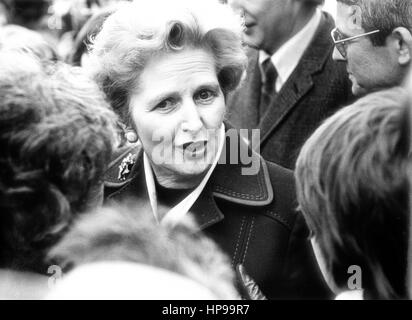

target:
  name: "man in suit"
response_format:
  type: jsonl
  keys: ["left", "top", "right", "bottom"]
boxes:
{"left": 333, "top": 0, "right": 412, "bottom": 96}
{"left": 227, "top": 0, "right": 353, "bottom": 169}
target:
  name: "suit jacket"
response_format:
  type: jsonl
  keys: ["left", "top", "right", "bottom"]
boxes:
{"left": 104, "top": 128, "right": 331, "bottom": 299}
{"left": 227, "top": 12, "right": 353, "bottom": 169}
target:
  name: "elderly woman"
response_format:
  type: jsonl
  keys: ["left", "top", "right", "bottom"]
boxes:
{"left": 0, "top": 52, "right": 117, "bottom": 275}
{"left": 295, "top": 88, "right": 410, "bottom": 300}
{"left": 91, "top": 0, "right": 328, "bottom": 299}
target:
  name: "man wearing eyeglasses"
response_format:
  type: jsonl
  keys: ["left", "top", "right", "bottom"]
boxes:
{"left": 226, "top": 0, "right": 352, "bottom": 170}
{"left": 332, "top": 0, "right": 412, "bottom": 96}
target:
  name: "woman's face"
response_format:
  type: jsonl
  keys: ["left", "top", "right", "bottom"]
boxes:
{"left": 129, "top": 48, "right": 226, "bottom": 185}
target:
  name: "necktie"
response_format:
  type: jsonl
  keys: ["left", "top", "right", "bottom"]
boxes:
{"left": 259, "top": 58, "right": 278, "bottom": 121}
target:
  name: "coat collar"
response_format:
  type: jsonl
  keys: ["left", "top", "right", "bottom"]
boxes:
{"left": 104, "top": 127, "right": 274, "bottom": 231}
{"left": 210, "top": 127, "right": 273, "bottom": 206}
{"left": 257, "top": 12, "right": 336, "bottom": 144}
{"left": 187, "top": 128, "right": 274, "bottom": 231}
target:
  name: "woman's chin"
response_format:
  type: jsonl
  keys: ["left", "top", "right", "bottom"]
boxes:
{"left": 172, "top": 160, "right": 212, "bottom": 179}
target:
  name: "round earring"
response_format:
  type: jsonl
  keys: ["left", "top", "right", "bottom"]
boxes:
{"left": 125, "top": 130, "right": 138, "bottom": 143}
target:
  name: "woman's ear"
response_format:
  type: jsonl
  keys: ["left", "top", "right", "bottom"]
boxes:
{"left": 125, "top": 128, "right": 138, "bottom": 143}
{"left": 391, "top": 27, "right": 412, "bottom": 66}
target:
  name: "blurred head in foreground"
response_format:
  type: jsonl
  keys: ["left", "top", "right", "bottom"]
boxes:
{"left": 48, "top": 203, "right": 238, "bottom": 299}
{"left": 0, "top": 52, "right": 118, "bottom": 273}
{"left": 295, "top": 87, "right": 410, "bottom": 299}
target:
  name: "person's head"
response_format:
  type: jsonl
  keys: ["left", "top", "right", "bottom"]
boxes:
{"left": 89, "top": 0, "right": 247, "bottom": 188}
{"left": 49, "top": 202, "right": 238, "bottom": 299}
{"left": 0, "top": 52, "right": 118, "bottom": 273}
{"left": 228, "top": 0, "right": 323, "bottom": 54}
{"left": 295, "top": 87, "right": 410, "bottom": 299}
{"left": 333, "top": 0, "right": 412, "bottom": 96}
{"left": 0, "top": 25, "right": 59, "bottom": 61}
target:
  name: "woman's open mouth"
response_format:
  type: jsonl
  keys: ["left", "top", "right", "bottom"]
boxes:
{"left": 182, "top": 141, "right": 208, "bottom": 158}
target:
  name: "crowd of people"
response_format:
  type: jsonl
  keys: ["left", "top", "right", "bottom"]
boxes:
{"left": 0, "top": 0, "right": 411, "bottom": 300}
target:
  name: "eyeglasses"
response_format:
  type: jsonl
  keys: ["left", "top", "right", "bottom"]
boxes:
{"left": 331, "top": 27, "right": 380, "bottom": 58}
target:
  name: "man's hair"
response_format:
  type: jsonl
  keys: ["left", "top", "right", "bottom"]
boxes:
{"left": 89, "top": 0, "right": 247, "bottom": 125}
{"left": 0, "top": 52, "right": 118, "bottom": 272}
{"left": 337, "top": 0, "right": 412, "bottom": 46}
{"left": 295, "top": 87, "right": 410, "bottom": 299}
{"left": 49, "top": 202, "right": 238, "bottom": 299}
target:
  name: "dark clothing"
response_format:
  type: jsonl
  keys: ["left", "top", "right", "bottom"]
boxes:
{"left": 227, "top": 12, "right": 353, "bottom": 169}
{"left": 104, "top": 128, "right": 331, "bottom": 299}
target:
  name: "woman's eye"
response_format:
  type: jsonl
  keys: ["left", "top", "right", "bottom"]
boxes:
{"left": 195, "top": 89, "right": 216, "bottom": 103}
{"left": 154, "top": 98, "right": 175, "bottom": 112}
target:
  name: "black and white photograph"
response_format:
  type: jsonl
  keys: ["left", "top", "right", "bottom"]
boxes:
{"left": 0, "top": 0, "right": 411, "bottom": 308}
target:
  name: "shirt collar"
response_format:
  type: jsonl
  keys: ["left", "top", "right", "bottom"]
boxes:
{"left": 259, "top": 9, "right": 322, "bottom": 92}
{"left": 143, "top": 124, "right": 226, "bottom": 227}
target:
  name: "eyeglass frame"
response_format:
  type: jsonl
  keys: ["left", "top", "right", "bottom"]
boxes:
{"left": 330, "top": 27, "right": 381, "bottom": 58}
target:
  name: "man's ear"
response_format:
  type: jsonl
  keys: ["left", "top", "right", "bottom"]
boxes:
{"left": 391, "top": 27, "right": 412, "bottom": 66}
{"left": 347, "top": 5, "right": 363, "bottom": 32}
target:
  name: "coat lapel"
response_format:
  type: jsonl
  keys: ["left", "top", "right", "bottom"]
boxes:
{"left": 189, "top": 183, "right": 225, "bottom": 231}
{"left": 258, "top": 12, "right": 335, "bottom": 145}
{"left": 189, "top": 128, "right": 274, "bottom": 231}
{"left": 105, "top": 129, "right": 274, "bottom": 232}
{"left": 192, "top": 128, "right": 273, "bottom": 229}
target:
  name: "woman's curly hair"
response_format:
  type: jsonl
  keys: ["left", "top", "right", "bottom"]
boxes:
{"left": 0, "top": 52, "right": 118, "bottom": 273}
{"left": 88, "top": 0, "right": 247, "bottom": 126}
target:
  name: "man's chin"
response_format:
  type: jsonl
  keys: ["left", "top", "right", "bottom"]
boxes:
{"left": 241, "top": 33, "right": 261, "bottom": 50}
{"left": 350, "top": 78, "right": 369, "bottom": 96}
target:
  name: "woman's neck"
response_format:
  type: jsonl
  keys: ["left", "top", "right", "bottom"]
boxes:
{"left": 150, "top": 164, "right": 207, "bottom": 190}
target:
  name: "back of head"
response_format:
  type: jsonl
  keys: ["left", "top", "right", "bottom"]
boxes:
{"left": 0, "top": 52, "right": 118, "bottom": 273}
{"left": 295, "top": 87, "right": 410, "bottom": 299}
{"left": 49, "top": 202, "right": 238, "bottom": 299}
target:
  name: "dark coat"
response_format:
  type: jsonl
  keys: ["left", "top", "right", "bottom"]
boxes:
{"left": 227, "top": 12, "right": 353, "bottom": 169}
{"left": 104, "top": 129, "right": 330, "bottom": 299}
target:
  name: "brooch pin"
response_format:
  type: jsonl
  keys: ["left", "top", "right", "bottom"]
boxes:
{"left": 118, "top": 152, "right": 137, "bottom": 181}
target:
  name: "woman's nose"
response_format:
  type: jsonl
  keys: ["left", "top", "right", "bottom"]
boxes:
{"left": 181, "top": 103, "right": 203, "bottom": 134}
